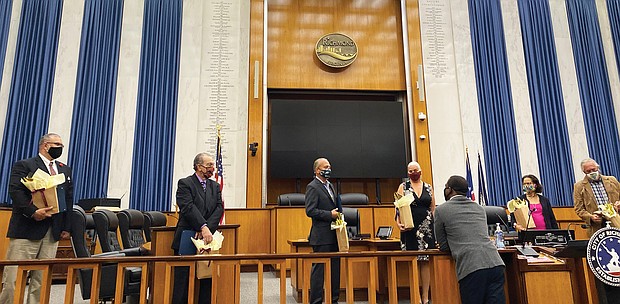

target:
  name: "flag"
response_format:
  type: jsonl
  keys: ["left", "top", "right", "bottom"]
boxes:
{"left": 465, "top": 149, "right": 476, "bottom": 201}
{"left": 215, "top": 127, "right": 225, "bottom": 224}
{"left": 477, "top": 152, "right": 488, "bottom": 206}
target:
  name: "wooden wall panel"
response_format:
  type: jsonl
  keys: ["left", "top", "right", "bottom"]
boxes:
{"left": 246, "top": 0, "right": 265, "bottom": 208}
{"left": 268, "top": 178, "right": 402, "bottom": 205}
{"left": 267, "top": 0, "right": 405, "bottom": 90}
{"left": 405, "top": 0, "right": 433, "bottom": 183}
{"left": 225, "top": 208, "right": 271, "bottom": 254}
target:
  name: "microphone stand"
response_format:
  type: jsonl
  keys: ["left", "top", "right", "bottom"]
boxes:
{"left": 516, "top": 207, "right": 539, "bottom": 256}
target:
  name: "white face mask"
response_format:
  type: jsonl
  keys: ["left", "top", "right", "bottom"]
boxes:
{"left": 587, "top": 171, "right": 601, "bottom": 181}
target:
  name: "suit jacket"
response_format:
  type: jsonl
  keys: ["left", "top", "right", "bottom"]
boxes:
{"left": 305, "top": 177, "right": 338, "bottom": 246}
{"left": 7, "top": 156, "right": 73, "bottom": 241}
{"left": 172, "top": 174, "right": 223, "bottom": 251}
{"left": 510, "top": 194, "right": 558, "bottom": 229}
{"left": 574, "top": 175, "right": 620, "bottom": 236}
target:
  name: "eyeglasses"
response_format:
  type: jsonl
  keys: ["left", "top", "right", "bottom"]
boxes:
{"left": 46, "top": 142, "right": 64, "bottom": 148}
{"left": 200, "top": 162, "right": 215, "bottom": 168}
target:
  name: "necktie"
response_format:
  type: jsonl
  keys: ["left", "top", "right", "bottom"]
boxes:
{"left": 48, "top": 162, "right": 57, "bottom": 176}
{"left": 200, "top": 181, "right": 206, "bottom": 191}
{"left": 326, "top": 182, "right": 334, "bottom": 201}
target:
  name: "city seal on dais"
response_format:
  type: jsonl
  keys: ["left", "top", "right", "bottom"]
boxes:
{"left": 587, "top": 226, "right": 620, "bottom": 287}
{"left": 315, "top": 33, "right": 358, "bottom": 68}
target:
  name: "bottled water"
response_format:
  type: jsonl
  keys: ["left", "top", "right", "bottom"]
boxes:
{"left": 495, "top": 223, "right": 505, "bottom": 249}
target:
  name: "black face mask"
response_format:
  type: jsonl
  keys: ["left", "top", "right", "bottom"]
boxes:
{"left": 319, "top": 169, "right": 332, "bottom": 179}
{"left": 48, "top": 146, "right": 63, "bottom": 159}
{"left": 443, "top": 187, "right": 452, "bottom": 201}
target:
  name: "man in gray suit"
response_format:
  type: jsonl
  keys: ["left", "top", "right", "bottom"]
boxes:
{"left": 305, "top": 157, "right": 340, "bottom": 304}
{"left": 434, "top": 175, "right": 505, "bottom": 304}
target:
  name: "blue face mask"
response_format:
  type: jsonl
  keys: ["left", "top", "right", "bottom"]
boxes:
{"left": 522, "top": 184, "right": 536, "bottom": 193}
{"left": 319, "top": 169, "right": 331, "bottom": 179}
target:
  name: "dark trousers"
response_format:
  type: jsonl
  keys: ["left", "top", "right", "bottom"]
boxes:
{"left": 458, "top": 265, "right": 506, "bottom": 304}
{"left": 310, "top": 244, "right": 340, "bottom": 304}
{"left": 596, "top": 277, "right": 620, "bottom": 304}
{"left": 172, "top": 266, "right": 212, "bottom": 304}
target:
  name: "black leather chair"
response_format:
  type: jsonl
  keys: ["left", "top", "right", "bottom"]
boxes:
{"left": 71, "top": 206, "right": 142, "bottom": 301}
{"left": 277, "top": 193, "right": 306, "bottom": 206}
{"left": 484, "top": 205, "right": 510, "bottom": 235}
{"left": 340, "top": 193, "right": 369, "bottom": 205}
{"left": 118, "top": 209, "right": 146, "bottom": 249}
{"left": 143, "top": 211, "right": 167, "bottom": 242}
{"left": 93, "top": 209, "right": 123, "bottom": 252}
{"left": 342, "top": 207, "right": 360, "bottom": 237}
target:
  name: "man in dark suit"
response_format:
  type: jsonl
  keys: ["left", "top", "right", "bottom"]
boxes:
{"left": 0, "top": 133, "right": 73, "bottom": 304}
{"left": 172, "top": 152, "right": 223, "bottom": 304}
{"left": 305, "top": 157, "right": 340, "bottom": 304}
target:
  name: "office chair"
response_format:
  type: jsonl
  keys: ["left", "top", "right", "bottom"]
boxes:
{"left": 143, "top": 211, "right": 167, "bottom": 242}
{"left": 484, "top": 205, "right": 510, "bottom": 235}
{"left": 71, "top": 206, "right": 142, "bottom": 301}
{"left": 93, "top": 209, "right": 123, "bottom": 252}
{"left": 277, "top": 193, "right": 306, "bottom": 206}
{"left": 340, "top": 193, "right": 369, "bottom": 205}
{"left": 342, "top": 207, "right": 360, "bottom": 237}
{"left": 118, "top": 209, "right": 146, "bottom": 249}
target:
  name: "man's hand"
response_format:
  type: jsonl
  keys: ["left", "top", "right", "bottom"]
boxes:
{"left": 515, "top": 224, "right": 525, "bottom": 231}
{"left": 32, "top": 207, "right": 54, "bottom": 221}
{"left": 60, "top": 231, "right": 70, "bottom": 239}
{"left": 331, "top": 208, "right": 339, "bottom": 219}
{"left": 591, "top": 213, "right": 603, "bottom": 223}
{"left": 200, "top": 226, "right": 213, "bottom": 245}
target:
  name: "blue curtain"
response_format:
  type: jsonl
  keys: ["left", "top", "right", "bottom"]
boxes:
{"left": 517, "top": 0, "right": 574, "bottom": 206}
{"left": 468, "top": 0, "right": 522, "bottom": 206}
{"left": 129, "top": 0, "right": 182, "bottom": 211}
{"left": 0, "top": 0, "right": 13, "bottom": 85}
{"left": 67, "top": 0, "right": 123, "bottom": 202}
{"left": 0, "top": 0, "right": 63, "bottom": 204}
{"left": 566, "top": 0, "right": 620, "bottom": 177}
{"left": 609, "top": 0, "right": 620, "bottom": 79}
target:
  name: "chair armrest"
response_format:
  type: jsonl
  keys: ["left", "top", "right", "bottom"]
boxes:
{"left": 92, "top": 251, "right": 126, "bottom": 258}
{"left": 119, "top": 247, "right": 148, "bottom": 256}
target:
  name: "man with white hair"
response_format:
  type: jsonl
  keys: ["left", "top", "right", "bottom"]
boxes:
{"left": 573, "top": 158, "right": 620, "bottom": 237}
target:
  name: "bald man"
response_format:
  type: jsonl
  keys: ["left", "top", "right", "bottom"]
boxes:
{"left": 305, "top": 158, "right": 341, "bottom": 304}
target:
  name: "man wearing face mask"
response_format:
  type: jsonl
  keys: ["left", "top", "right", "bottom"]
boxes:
{"left": 0, "top": 133, "right": 73, "bottom": 304}
{"left": 171, "top": 153, "right": 223, "bottom": 304}
{"left": 305, "top": 157, "right": 341, "bottom": 304}
{"left": 574, "top": 158, "right": 620, "bottom": 237}
{"left": 434, "top": 175, "right": 505, "bottom": 304}
{"left": 573, "top": 159, "right": 620, "bottom": 304}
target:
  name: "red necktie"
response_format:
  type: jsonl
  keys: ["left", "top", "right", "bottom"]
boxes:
{"left": 48, "top": 162, "right": 57, "bottom": 175}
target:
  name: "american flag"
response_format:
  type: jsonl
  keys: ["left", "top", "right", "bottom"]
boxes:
{"left": 465, "top": 148, "right": 476, "bottom": 201}
{"left": 215, "top": 129, "right": 225, "bottom": 224}
{"left": 477, "top": 152, "right": 488, "bottom": 206}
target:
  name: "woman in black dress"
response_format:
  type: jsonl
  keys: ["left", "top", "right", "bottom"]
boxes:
{"left": 395, "top": 161, "right": 436, "bottom": 304}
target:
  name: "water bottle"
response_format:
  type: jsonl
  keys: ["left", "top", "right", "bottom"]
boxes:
{"left": 495, "top": 223, "right": 505, "bottom": 249}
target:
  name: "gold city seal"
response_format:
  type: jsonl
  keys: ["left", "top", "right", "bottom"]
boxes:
{"left": 315, "top": 33, "right": 358, "bottom": 68}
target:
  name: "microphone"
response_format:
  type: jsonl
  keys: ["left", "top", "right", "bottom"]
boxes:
{"left": 524, "top": 207, "right": 536, "bottom": 232}
{"left": 566, "top": 223, "right": 574, "bottom": 241}
{"left": 521, "top": 207, "right": 536, "bottom": 249}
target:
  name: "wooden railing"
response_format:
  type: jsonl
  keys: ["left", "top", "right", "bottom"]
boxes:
{"left": 0, "top": 250, "right": 429, "bottom": 304}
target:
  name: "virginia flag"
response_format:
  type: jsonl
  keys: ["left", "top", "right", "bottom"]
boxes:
{"left": 465, "top": 150, "right": 476, "bottom": 201}
{"left": 215, "top": 128, "right": 225, "bottom": 224}
{"left": 477, "top": 152, "right": 488, "bottom": 206}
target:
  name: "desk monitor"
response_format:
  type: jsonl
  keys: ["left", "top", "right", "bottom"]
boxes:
{"left": 376, "top": 226, "right": 393, "bottom": 239}
{"left": 77, "top": 198, "right": 121, "bottom": 211}
{"left": 518, "top": 229, "right": 574, "bottom": 247}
